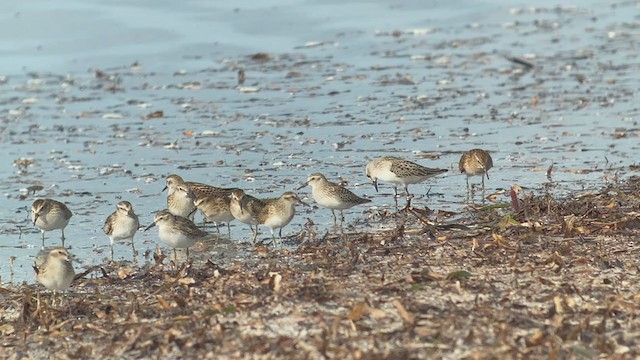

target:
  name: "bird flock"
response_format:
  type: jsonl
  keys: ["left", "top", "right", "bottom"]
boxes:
{"left": 30, "top": 150, "right": 493, "bottom": 293}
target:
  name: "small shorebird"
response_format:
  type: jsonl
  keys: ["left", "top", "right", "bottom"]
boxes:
{"left": 193, "top": 195, "right": 235, "bottom": 235}
{"left": 459, "top": 149, "right": 493, "bottom": 192}
{"left": 164, "top": 174, "right": 235, "bottom": 220}
{"left": 31, "top": 199, "right": 73, "bottom": 247}
{"left": 164, "top": 174, "right": 235, "bottom": 198}
{"left": 303, "top": 173, "right": 370, "bottom": 223}
{"left": 257, "top": 191, "right": 304, "bottom": 245}
{"left": 103, "top": 201, "right": 140, "bottom": 260}
{"left": 33, "top": 247, "right": 75, "bottom": 298}
{"left": 365, "top": 156, "right": 448, "bottom": 205}
{"left": 229, "top": 189, "right": 273, "bottom": 242}
{"left": 145, "top": 210, "right": 209, "bottom": 260}
{"left": 164, "top": 177, "right": 197, "bottom": 220}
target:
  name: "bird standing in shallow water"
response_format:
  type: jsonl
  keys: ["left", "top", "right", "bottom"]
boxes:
{"left": 459, "top": 149, "right": 493, "bottom": 195}
{"left": 229, "top": 189, "right": 274, "bottom": 242}
{"left": 257, "top": 191, "right": 304, "bottom": 246}
{"left": 365, "top": 157, "right": 448, "bottom": 207}
{"left": 164, "top": 176, "right": 197, "bottom": 220}
{"left": 303, "top": 173, "right": 370, "bottom": 224}
{"left": 103, "top": 201, "right": 140, "bottom": 260}
{"left": 164, "top": 174, "right": 236, "bottom": 222}
{"left": 31, "top": 199, "right": 73, "bottom": 248}
{"left": 193, "top": 194, "right": 235, "bottom": 236}
{"left": 145, "top": 210, "right": 209, "bottom": 261}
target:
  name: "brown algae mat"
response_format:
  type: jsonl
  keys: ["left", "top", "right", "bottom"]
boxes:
{"left": 1, "top": 178, "right": 640, "bottom": 359}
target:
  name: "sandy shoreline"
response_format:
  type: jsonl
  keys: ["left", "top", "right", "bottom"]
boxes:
{"left": 2, "top": 177, "right": 639, "bottom": 358}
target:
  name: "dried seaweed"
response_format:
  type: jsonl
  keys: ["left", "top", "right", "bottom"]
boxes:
{"left": 1, "top": 177, "right": 639, "bottom": 358}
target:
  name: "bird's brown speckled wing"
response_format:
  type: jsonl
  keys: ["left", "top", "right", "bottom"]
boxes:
{"left": 323, "top": 184, "right": 370, "bottom": 204}
{"left": 103, "top": 213, "right": 116, "bottom": 235}
{"left": 57, "top": 201, "right": 73, "bottom": 220}
{"left": 390, "top": 160, "right": 447, "bottom": 178}
{"left": 175, "top": 216, "right": 209, "bottom": 238}
{"left": 244, "top": 195, "right": 268, "bottom": 215}
{"left": 188, "top": 182, "right": 236, "bottom": 199}
{"left": 459, "top": 152, "right": 469, "bottom": 173}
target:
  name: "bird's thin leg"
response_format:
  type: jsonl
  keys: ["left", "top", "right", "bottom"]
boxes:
{"left": 41, "top": 232, "right": 45, "bottom": 248}
{"left": 110, "top": 242, "right": 115, "bottom": 262}
{"left": 394, "top": 186, "right": 399, "bottom": 198}
{"left": 61, "top": 229, "right": 66, "bottom": 246}
{"left": 331, "top": 210, "right": 337, "bottom": 224}
{"left": 279, "top": 228, "right": 283, "bottom": 238}
{"left": 404, "top": 197, "right": 412, "bottom": 211}
{"left": 215, "top": 223, "right": 221, "bottom": 236}
{"left": 481, "top": 175, "right": 487, "bottom": 203}
{"left": 340, "top": 210, "right": 345, "bottom": 223}
{"left": 131, "top": 238, "right": 137, "bottom": 258}
{"left": 271, "top": 229, "right": 277, "bottom": 246}
{"left": 226, "top": 223, "right": 231, "bottom": 237}
{"left": 252, "top": 225, "right": 258, "bottom": 244}
{"left": 404, "top": 185, "right": 414, "bottom": 210}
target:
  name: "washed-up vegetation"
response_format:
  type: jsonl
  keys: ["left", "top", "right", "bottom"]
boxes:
{"left": 1, "top": 176, "right": 639, "bottom": 358}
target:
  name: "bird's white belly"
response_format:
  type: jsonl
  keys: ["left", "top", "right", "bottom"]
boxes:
{"left": 111, "top": 218, "right": 138, "bottom": 241}
{"left": 206, "top": 210, "right": 235, "bottom": 223}
{"left": 313, "top": 192, "right": 350, "bottom": 210}
{"left": 263, "top": 213, "right": 294, "bottom": 230}
{"left": 35, "top": 215, "right": 69, "bottom": 231}
{"left": 465, "top": 168, "right": 486, "bottom": 176}
{"left": 159, "top": 230, "right": 197, "bottom": 249}
{"left": 230, "top": 203, "right": 258, "bottom": 225}
{"left": 170, "top": 198, "right": 196, "bottom": 219}
{"left": 397, "top": 174, "right": 429, "bottom": 185}
{"left": 39, "top": 273, "right": 73, "bottom": 290}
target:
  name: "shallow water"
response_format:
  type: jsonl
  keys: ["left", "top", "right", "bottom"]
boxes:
{"left": 1, "top": 0, "right": 639, "bottom": 283}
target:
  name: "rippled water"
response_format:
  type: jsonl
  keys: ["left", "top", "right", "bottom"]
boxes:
{"left": 1, "top": 0, "right": 639, "bottom": 283}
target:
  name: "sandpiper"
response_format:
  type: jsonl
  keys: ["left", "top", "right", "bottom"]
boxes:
{"left": 459, "top": 149, "right": 493, "bottom": 192}
{"left": 167, "top": 183, "right": 197, "bottom": 220}
{"left": 303, "top": 173, "right": 370, "bottom": 223}
{"left": 365, "top": 156, "right": 448, "bottom": 205}
{"left": 33, "top": 247, "right": 75, "bottom": 292}
{"left": 31, "top": 199, "right": 73, "bottom": 247}
{"left": 103, "top": 201, "right": 140, "bottom": 260}
{"left": 145, "top": 210, "right": 209, "bottom": 260}
{"left": 193, "top": 195, "right": 235, "bottom": 235}
{"left": 229, "top": 189, "right": 272, "bottom": 242}
{"left": 164, "top": 174, "right": 235, "bottom": 220}
{"left": 164, "top": 174, "right": 234, "bottom": 199}
{"left": 257, "top": 191, "right": 304, "bottom": 245}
